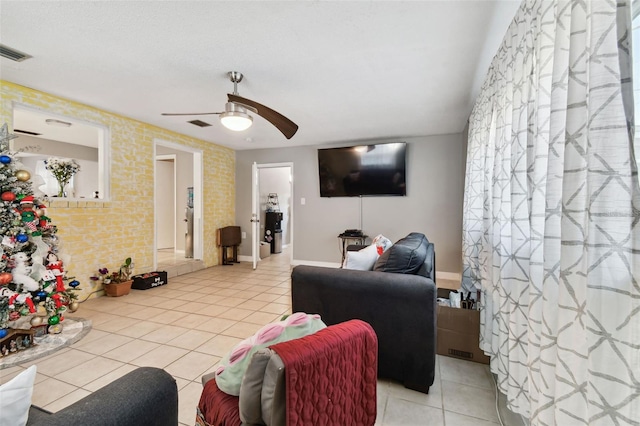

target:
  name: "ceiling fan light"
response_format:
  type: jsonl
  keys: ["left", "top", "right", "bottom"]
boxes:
{"left": 220, "top": 111, "right": 253, "bottom": 131}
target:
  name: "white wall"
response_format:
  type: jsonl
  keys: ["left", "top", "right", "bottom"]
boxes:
{"left": 236, "top": 133, "right": 466, "bottom": 275}
{"left": 156, "top": 159, "right": 175, "bottom": 249}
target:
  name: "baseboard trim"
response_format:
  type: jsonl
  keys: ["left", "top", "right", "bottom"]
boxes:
{"left": 238, "top": 256, "right": 462, "bottom": 280}
{"left": 237, "top": 255, "right": 293, "bottom": 263}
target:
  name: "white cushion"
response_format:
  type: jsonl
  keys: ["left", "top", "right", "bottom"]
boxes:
{"left": 0, "top": 365, "right": 37, "bottom": 426}
{"left": 344, "top": 243, "right": 379, "bottom": 270}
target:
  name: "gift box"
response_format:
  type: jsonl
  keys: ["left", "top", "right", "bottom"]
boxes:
{"left": 131, "top": 271, "right": 168, "bottom": 290}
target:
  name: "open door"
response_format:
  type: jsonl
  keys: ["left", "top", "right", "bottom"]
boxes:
{"left": 251, "top": 162, "right": 259, "bottom": 270}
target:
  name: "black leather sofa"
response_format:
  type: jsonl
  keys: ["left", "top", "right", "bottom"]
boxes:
{"left": 27, "top": 367, "right": 178, "bottom": 426}
{"left": 291, "top": 232, "right": 437, "bottom": 394}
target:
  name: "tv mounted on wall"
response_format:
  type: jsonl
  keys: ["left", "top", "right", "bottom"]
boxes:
{"left": 318, "top": 142, "right": 407, "bottom": 197}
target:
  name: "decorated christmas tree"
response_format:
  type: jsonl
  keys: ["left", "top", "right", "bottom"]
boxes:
{"left": 0, "top": 123, "right": 80, "bottom": 347}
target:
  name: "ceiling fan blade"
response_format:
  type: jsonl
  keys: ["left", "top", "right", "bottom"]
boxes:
{"left": 228, "top": 94, "right": 298, "bottom": 139}
{"left": 161, "top": 112, "right": 222, "bottom": 116}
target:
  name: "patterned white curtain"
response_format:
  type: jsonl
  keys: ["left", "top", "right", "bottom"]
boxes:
{"left": 462, "top": 1, "right": 639, "bottom": 424}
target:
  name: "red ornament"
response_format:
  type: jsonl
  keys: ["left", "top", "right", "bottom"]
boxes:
{"left": 0, "top": 272, "right": 12, "bottom": 285}
{"left": 1, "top": 192, "right": 15, "bottom": 202}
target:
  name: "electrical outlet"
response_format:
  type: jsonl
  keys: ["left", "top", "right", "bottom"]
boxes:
{"left": 301, "top": 197, "right": 306, "bottom": 205}
{"left": 241, "top": 232, "right": 247, "bottom": 239}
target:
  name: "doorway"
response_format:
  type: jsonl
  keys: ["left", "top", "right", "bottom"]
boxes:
{"left": 154, "top": 140, "right": 204, "bottom": 276}
{"left": 156, "top": 155, "right": 176, "bottom": 250}
{"left": 252, "top": 163, "right": 294, "bottom": 268}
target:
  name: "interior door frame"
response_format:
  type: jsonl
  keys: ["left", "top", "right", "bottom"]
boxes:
{"left": 153, "top": 139, "right": 204, "bottom": 267}
{"left": 251, "top": 163, "right": 259, "bottom": 269}
{"left": 251, "top": 162, "right": 294, "bottom": 268}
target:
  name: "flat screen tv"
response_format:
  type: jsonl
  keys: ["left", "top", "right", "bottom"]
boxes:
{"left": 318, "top": 142, "right": 407, "bottom": 197}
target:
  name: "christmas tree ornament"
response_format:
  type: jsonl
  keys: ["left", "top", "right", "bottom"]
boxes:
{"left": 1, "top": 287, "right": 36, "bottom": 313}
{"left": 48, "top": 323, "right": 63, "bottom": 334}
{"left": 0, "top": 329, "right": 7, "bottom": 338}
{"left": 45, "top": 252, "right": 66, "bottom": 292}
{"left": 16, "top": 233, "right": 28, "bottom": 243}
{"left": 69, "top": 280, "right": 80, "bottom": 288}
{"left": 0, "top": 272, "right": 12, "bottom": 285}
{"left": 68, "top": 301, "right": 79, "bottom": 312}
{"left": 1, "top": 235, "right": 15, "bottom": 249}
{"left": 37, "top": 290, "right": 47, "bottom": 299}
{"left": 47, "top": 314, "right": 59, "bottom": 325}
{"left": 0, "top": 155, "right": 11, "bottom": 164}
{"left": 15, "top": 170, "right": 31, "bottom": 181}
{"left": 30, "top": 316, "right": 43, "bottom": 326}
{"left": 10, "top": 252, "right": 40, "bottom": 291}
{"left": 1, "top": 191, "right": 15, "bottom": 201}
{"left": 20, "top": 195, "right": 35, "bottom": 205}
{"left": 16, "top": 193, "right": 25, "bottom": 201}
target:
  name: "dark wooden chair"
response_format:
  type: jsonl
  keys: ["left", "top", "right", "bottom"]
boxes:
{"left": 217, "top": 226, "right": 241, "bottom": 265}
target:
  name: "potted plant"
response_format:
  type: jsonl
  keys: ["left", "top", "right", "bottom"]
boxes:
{"left": 91, "top": 258, "right": 134, "bottom": 297}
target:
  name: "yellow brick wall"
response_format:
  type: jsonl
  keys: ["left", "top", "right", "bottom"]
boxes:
{"left": 0, "top": 81, "right": 235, "bottom": 300}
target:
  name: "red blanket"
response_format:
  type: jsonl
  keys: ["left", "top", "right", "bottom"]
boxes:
{"left": 197, "top": 379, "right": 241, "bottom": 426}
{"left": 270, "top": 319, "right": 378, "bottom": 426}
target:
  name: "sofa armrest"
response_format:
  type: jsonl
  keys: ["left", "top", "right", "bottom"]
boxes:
{"left": 291, "top": 265, "right": 436, "bottom": 392}
{"left": 27, "top": 367, "right": 178, "bottom": 426}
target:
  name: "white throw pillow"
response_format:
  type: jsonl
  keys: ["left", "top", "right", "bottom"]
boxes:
{"left": 344, "top": 244, "right": 379, "bottom": 270}
{"left": 0, "top": 365, "right": 37, "bottom": 426}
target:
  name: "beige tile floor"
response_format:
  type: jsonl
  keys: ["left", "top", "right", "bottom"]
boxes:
{"left": 157, "top": 248, "right": 206, "bottom": 278}
{"left": 1, "top": 250, "right": 520, "bottom": 426}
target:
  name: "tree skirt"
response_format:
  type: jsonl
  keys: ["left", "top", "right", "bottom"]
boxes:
{"left": 0, "top": 318, "right": 92, "bottom": 369}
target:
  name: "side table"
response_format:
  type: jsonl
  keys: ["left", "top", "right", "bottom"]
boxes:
{"left": 338, "top": 234, "right": 368, "bottom": 264}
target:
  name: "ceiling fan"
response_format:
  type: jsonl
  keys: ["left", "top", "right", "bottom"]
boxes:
{"left": 162, "top": 71, "right": 298, "bottom": 139}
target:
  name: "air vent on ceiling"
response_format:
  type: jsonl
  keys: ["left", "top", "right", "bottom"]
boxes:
{"left": 0, "top": 44, "right": 32, "bottom": 62}
{"left": 188, "top": 120, "right": 212, "bottom": 128}
{"left": 14, "top": 129, "right": 41, "bottom": 136}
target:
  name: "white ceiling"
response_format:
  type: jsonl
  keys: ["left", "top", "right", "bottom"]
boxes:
{"left": 0, "top": 1, "right": 520, "bottom": 151}
{"left": 13, "top": 107, "right": 100, "bottom": 148}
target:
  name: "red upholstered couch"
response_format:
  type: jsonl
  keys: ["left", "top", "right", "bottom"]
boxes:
{"left": 197, "top": 320, "right": 378, "bottom": 426}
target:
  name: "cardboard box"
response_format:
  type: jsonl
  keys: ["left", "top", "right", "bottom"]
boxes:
{"left": 131, "top": 271, "right": 168, "bottom": 290}
{"left": 259, "top": 242, "right": 271, "bottom": 259}
{"left": 437, "top": 302, "right": 490, "bottom": 364}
